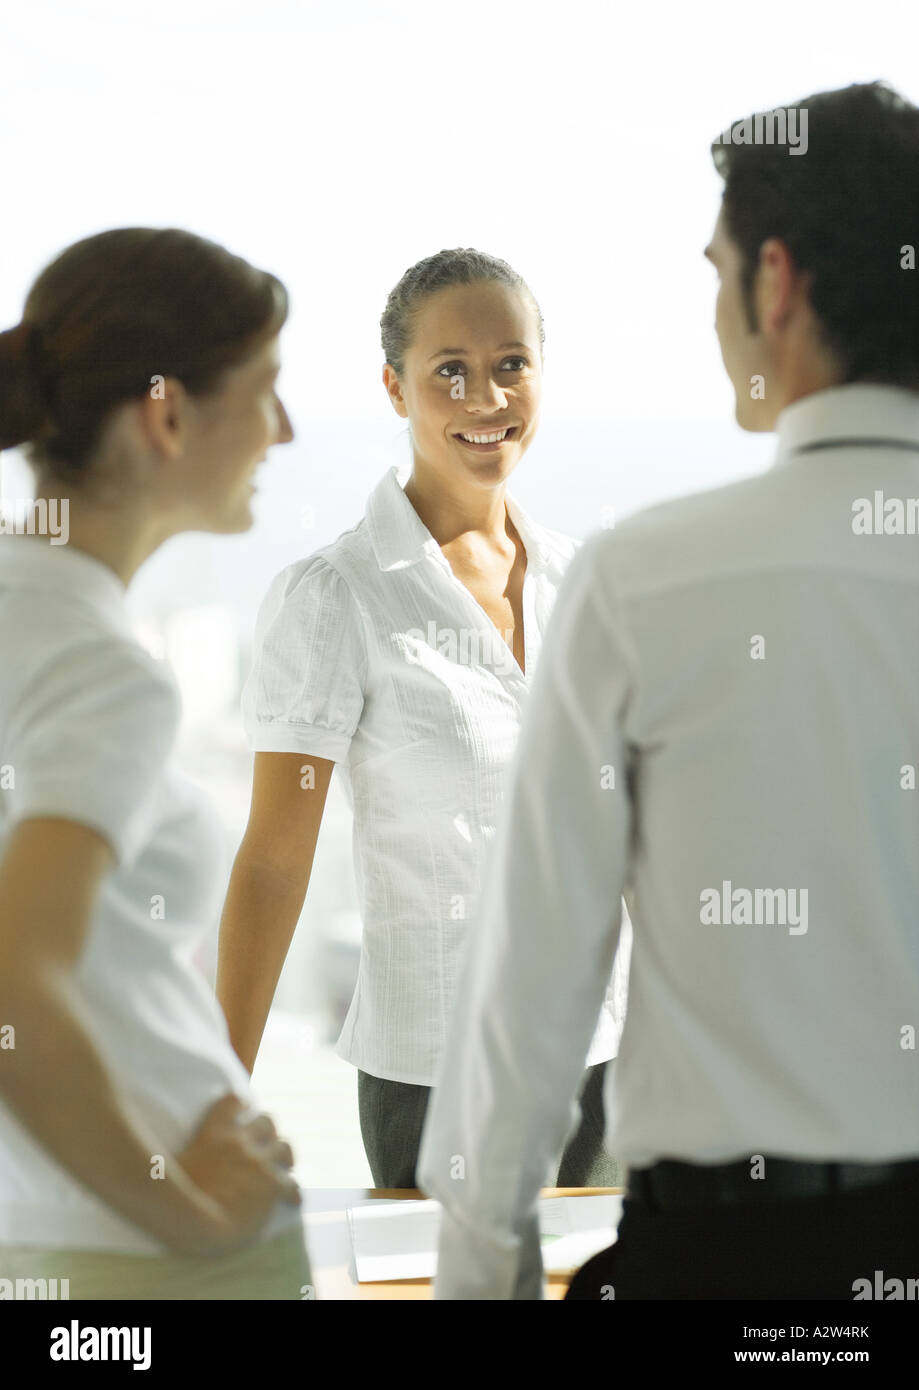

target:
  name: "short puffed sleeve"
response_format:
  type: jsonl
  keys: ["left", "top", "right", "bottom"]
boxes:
{"left": 241, "top": 553, "right": 367, "bottom": 763}
{"left": 3, "top": 632, "right": 180, "bottom": 868}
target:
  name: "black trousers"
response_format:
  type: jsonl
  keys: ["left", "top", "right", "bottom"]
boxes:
{"left": 358, "top": 1060, "right": 624, "bottom": 1189}
{"left": 565, "top": 1167, "right": 919, "bottom": 1299}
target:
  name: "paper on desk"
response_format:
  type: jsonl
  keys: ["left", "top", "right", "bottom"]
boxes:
{"left": 347, "top": 1194, "right": 622, "bottom": 1282}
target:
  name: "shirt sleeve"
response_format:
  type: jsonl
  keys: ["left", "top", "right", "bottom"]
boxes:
{"left": 416, "top": 531, "right": 637, "bottom": 1299}
{"left": 5, "top": 636, "right": 181, "bottom": 869}
{"left": 241, "top": 554, "right": 367, "bottom": 763}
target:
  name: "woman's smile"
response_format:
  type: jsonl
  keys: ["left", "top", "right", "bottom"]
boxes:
{"left": 453, "top": 424, "right": 519, "bottom": 452}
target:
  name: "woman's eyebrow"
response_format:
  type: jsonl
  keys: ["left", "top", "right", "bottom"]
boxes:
{"left": 427, "top": 341, "right": 530, "bottom": 361}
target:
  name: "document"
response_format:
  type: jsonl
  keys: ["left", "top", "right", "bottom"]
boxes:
{"left": 347, "top": 1194, "right": 622, "bottom": 1282}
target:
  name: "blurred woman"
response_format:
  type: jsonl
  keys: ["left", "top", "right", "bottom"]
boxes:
{"left": 218, "top": 249, "right": 629, "bottom": 1188}
{"left": 0, "top": 229, "right": 309, "bottom": 1299}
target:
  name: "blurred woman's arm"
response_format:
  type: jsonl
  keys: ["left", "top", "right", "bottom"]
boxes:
{"left": 217, "top": 751, "right": 335, "bottom": 1073}
{"left": 0, "top": 817, "right": 299, "bottom": 1256}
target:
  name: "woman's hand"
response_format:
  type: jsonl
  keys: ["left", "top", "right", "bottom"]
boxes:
{"left": 0, "top": 821, "right": 302, "bottom": 1260}
{"left": 174, "top": 1094, "right": 301, "bottom": 1256}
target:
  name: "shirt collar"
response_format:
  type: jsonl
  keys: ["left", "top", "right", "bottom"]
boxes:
{"left": 365, "top": 465, "right": 552, "bottom": 572}
{"left": 0, "top": 533, "right": 129, "bottom": 626}
{"left": 773, "top": 383, "right": 919, "bottom": 468}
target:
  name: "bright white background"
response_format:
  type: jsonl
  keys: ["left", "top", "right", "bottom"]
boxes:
{"left": 2, "top": 0, "right": 916, "bottom": 1182}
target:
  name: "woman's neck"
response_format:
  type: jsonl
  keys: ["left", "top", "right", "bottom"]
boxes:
{"left": 32, "top": 479, "right": 174, "bottom": 587}
{"left": 403, "top": 465, "right": 513, "bottom": 550}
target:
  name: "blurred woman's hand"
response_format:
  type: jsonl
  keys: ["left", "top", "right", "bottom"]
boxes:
{"left": 175, "top": 1094, "right": 301, "bottom": 1256}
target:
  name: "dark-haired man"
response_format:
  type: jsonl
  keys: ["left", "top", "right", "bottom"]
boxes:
{"left": 418, "top": 80, "right": 919, "bottom": 1300}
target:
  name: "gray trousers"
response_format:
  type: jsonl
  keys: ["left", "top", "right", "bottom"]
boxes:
{"left": 358, "top": 1060, "right": 624, "bottom": 1188}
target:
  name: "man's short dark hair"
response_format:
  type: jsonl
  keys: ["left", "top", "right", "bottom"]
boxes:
{"left": 712, "top": 82, "right": 919, "bottom": 389}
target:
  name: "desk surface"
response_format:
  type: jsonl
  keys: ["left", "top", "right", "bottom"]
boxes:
{"left": 303, "top": 1188, "right": 622, "bottom": 1300}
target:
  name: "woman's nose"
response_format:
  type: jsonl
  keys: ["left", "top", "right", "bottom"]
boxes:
{"left": 276, "top": 398, "right": 295, "bottom": 444}
{"left": 463, "top": 375, "right": 508, "bottom": 410}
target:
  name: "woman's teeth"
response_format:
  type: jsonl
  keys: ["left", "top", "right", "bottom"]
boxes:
{"left": 458, "top": 428, "right": 512, "bottom": 444}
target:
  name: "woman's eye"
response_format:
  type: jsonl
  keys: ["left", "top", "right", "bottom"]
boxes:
{"left": 436, "top": 357, "right": 527, "bottom": 379}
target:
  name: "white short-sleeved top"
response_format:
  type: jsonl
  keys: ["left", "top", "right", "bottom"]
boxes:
{"left": 0, "top": 536, "right": 301, "bottom": 1253}
{"left": 242, "top": 464, "right": 626, "bottom": 1085}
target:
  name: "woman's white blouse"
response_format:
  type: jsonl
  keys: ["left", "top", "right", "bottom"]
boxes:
{"left": 242, "top": 465, "right": 626, "bottom": 1085}
{"left": 0, "top": 536, "right": 301, "bottom": 1253}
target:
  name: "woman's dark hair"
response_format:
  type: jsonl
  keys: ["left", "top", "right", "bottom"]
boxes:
{"left": 0, "top": 228, "right": 289, "bottom": 480}
{"left": 381, "top": 248, "right": 545, "bottom": 376}
{"left": 711, "top": 81, "right": 919, "bottom": 388}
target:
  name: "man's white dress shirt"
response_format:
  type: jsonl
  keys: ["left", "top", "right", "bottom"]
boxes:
{"left": 243, "top": 464, "right": 627, "bottom": 1086}
{"left": 417, "top": 384, "right": 919, "bottom": 1298}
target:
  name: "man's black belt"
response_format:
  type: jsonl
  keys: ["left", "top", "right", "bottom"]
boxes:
{"left": 626, "top": 1156, "right": 919, "bottom": 1211}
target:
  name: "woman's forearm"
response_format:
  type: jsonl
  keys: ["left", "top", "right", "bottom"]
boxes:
{"left": 217, "top": 854, "right": 310, "bottom": 1073}
{"left": 0, "top": 966, "right": 224, "bottom": 1252}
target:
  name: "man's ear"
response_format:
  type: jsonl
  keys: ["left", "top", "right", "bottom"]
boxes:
{"left": 755, "top": 237, "right": 798, "bottom": 334}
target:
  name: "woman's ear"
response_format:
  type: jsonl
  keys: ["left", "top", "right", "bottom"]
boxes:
{"left": 382, "top": 363, "right": 409, "bottom": 419}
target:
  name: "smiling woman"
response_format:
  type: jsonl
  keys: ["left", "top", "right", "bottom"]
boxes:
{"left": 217, "top": 246, "right": 630, "bottom": 1194}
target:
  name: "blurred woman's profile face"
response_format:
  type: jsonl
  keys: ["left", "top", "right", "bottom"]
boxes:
{"left": 180, "top": 333, "right": 294, "bottom": 534}
{"left": 384, "top": 280, "right": 543, "bottom": 491}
